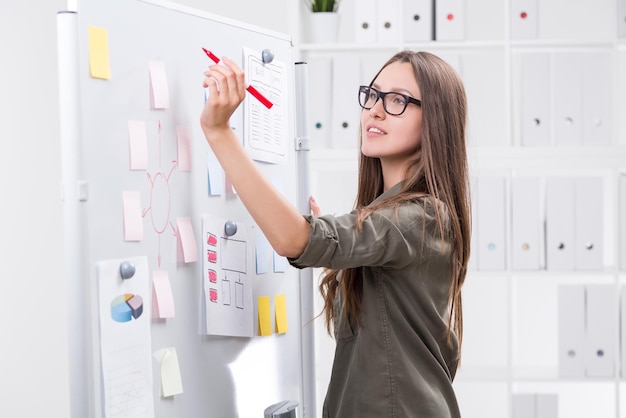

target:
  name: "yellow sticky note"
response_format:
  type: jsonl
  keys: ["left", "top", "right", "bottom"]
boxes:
{"left": 258, "top": 296, "right": 272, "bottom": 336}
{"left": 275, "top": 294, "right": 288, "bottom": 334}
{"left": 88, "top": 25, "right": 112, "bottom": 79}
{"left": 160, "top": 347, "right": 183, "bottom": 397}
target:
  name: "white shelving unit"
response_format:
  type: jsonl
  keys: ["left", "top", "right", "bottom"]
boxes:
{"left": 289, "top": 0, "right": 626, "bottom": 416}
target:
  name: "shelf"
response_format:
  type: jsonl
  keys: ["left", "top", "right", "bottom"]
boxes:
{"left": 296, "top": 40, "right": 508, "bottom": 52}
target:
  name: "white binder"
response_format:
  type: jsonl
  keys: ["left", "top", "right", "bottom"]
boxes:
{"left": 621, "top": 286, "right": 626, "bottom": 377}
{"left": 511, "top": 177, "right": 541, "bottom": 270}
{"left": 619, "top": 0, "right": 626, "bottom": 38}
{"left": 510, "top": 0, "right": 538, "bottom": 40}
{"left": 553, "top": 52, "right": 583, "bottom": 146}
{"left": 545, "top": 177, "right": 575, "bottom": 270}
{"left": 617, "top": 174, "right": 626, "bottom": 270}
{"left": 354, "top": 0, "right": 377, "bottom": 43}
{"left": 557, "top": 284, "right": 585, "bottom": 377}
{"left": 520, "top": 53, "right": 550, "bottom": 146}
{"left": 376, "top": 0, "right": 401, "bottom": 43}
{"left": 434, "top": 0, "right": 465, "bottom": 41}
{"left": 330, "top": 55, "right": 361, "bottom": 149}
{"left": 402, "top": 0, "right": 434, "bottom": 42}
{"left": 536, "top": 393, "right": 559, "bottom": 418}
{"left": 476, "top": 176, "right": 507, "bottom": 271}
{"left": 512, "top": 393, "right": 535, "bottom": 418}
{"left": 582, "top": 51, "right": 612, "bottom": 146}
{"left": 574, "top": 177, "right": 603, "bottom": 270}
{"left": 584, "top": 284, "right": 615, "bottom": 377}
{"left": 306, "top": 56, "right": 333, "bottom": 148}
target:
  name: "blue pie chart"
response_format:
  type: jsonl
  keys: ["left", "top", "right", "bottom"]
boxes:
{"left": 111, "top": 293, "right": 144, "bottom": 322}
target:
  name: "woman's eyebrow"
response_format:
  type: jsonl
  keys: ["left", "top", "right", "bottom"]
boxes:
{"left": 371, "top": 83, "right": 417, "bottom": 97}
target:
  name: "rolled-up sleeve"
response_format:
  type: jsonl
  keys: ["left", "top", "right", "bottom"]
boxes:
{"left": 288, "top": 202, "right": 439, "bottom": 271}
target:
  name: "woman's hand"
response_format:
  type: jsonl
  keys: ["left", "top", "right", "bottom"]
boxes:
{"left": 310, "top": 196, "right": 321, "bottom": 217}
{"left": 200, "top": 57, "right": 246, "bottom": 145}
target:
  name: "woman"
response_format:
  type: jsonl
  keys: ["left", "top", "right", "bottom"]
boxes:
{"left": 200, "top": 50, "right": 470, "bottom": 418}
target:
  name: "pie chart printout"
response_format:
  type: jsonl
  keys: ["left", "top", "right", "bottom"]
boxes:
{"left": 111, "top": 293, "right": 144, "bottom": 322}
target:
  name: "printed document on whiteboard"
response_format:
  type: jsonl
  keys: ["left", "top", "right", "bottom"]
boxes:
{"left": 97, "top": 256, "right": 155, "bottom": 418}
{"left": 242, "top": 46, "right": 288, "bottom": 164}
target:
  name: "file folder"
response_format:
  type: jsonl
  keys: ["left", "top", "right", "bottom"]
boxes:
{"left": 574, "top": 177, "right": 603, "bottom": 270}
{"left": 511, "top": 177, "right": 541, "bottom": 270}
{"left": 582, "top": 52, "right": 612, "bottom": 146}
{"left": 306, "top": 56, "right": 333, "bottom": 148}
{"left": 376, "top": 0, "right": 401, "bottom": 42}
{"left": 545, "top": 177, "right": 575, "bottom": 271}
{"left": 553, "top": 52, "right": 583, "bottom": 146}
{"left": 536, "top": 393, "right": 558, "bottom": 418}
{"left": 330, "top": 55, "right": 361, "bottom": 148}
{"left": 510, "top": 0, "right": 538, "bottom": 40}
{"left": 584, "top": 284, "right": 615, "bottom": 377}
{"left": 434, "top": 0, "right": 465, "bottom": 41}
{"left": 619, "top": 0, "right": 626, "bottom": 38}
{"left": 557, "top": 284, "right": 585, "bottom": 377}
{"left": 512, "top": 393, "right": 535, "bottom": 418}
{"left": 617, "top": 174, "right": 626, "bottom": 270}
{"left": 520, "top": 53, "right": 550, "bottom": 146}
{"left": 476, "top": 176, "right": 507, "bottom": 271}
{"left": 354, "top": 0, "right": 377, "bottom": 43}
{"left": 402, "top": 0, "right": 434, "bottom": 42}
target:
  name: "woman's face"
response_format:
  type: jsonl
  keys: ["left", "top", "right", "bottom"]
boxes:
{"left": 360, "top": 61, "right": 422, "bottom": 165}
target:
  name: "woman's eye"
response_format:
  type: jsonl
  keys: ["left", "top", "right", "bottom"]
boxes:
{"left": 392, "top": 95, "right": 406, "bottom": 105}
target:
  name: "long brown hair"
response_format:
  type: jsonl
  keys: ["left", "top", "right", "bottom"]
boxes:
{"left": 318, "top": 51, "right": 471, "bottom": 354}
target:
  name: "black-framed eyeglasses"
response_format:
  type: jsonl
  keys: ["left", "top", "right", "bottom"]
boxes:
{"left": 358, "top": 85, "right": 422, "bottom": 116}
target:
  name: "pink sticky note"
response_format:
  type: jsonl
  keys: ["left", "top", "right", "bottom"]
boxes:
{"left": 128, "top": 120, "right": 148, "bottom": 170}
{"left": 122, "top": 191, "right": 143, "bottom": 241}
{"left": 177, "top": 217, "right": 198, "bottom": 263}
{"left": 149, "top": 61, "right": 170, "bottom": 109}
{"left": 153, "top": 270, "right": 175, "bottom": 318}
{"left": 176, "top": 125, "right": 192, "bottom": 172}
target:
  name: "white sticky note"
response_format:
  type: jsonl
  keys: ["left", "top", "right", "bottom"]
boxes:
{"left": 122, "top": 191, "right": 143, "bottom": 241}
{"left": 177, "top": 217, "right": 198, "bottom": 263}
{"left": 154, "top": 348, "right": 183, "bottom": 397}
{"left": 152, "top": 270, "right": 175, "bottom": 318}
{"left": 149, "top": 61, "right": 170, "bottom": 109}
{"left": 128, "top": 120, "right": 148, "bottom": 170}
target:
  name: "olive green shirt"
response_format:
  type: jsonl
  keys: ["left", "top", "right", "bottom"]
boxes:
{"left": 289, "top": 183, "right": 460, "bottom": 418}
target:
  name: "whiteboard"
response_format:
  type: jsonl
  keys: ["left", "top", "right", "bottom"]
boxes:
{"left": 58, "top": 1, "right": 310, "bottom": 417}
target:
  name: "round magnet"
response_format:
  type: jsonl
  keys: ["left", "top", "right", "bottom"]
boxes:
{"left": 224, "top": 220, "right": 238, "bottom": 237}
{"left": 120, "top": 261, "right": 136, "bottom": 280}
{"left": 261, "top": 49, "right": 274, "bottom": 64}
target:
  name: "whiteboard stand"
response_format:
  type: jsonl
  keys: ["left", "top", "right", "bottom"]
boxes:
{"left": 57, "top": 10, "right": 91, "bottom": 418}
{"left": 294, "top": 61, "right": 316, "bottom": 418}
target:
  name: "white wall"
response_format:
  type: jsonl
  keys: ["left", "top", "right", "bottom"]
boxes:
{"left": 0, "top": 1, "right": 288, "bottom": 417}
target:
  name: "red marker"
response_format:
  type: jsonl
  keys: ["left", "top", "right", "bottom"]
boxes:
{"left": 202, "top": 47, "right": 273, "bottom": 109}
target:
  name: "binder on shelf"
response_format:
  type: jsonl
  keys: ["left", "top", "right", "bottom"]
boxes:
{"left": 306, "top": 56, "right": 333, "bottom": 148}
{"left": 553, "top": 52, "right": 583, "bottom": 146}
{"left": 621, "top": 285, "right": 626, "bottom": 377}
{"left": 512, "top": 393, "right": 535, "bottom": 418}
{"left": 574, "top": 177, "right": 603, "bottom": 270}
{"left": 520, "top": 53, "right": 550, "bottom": 146}
{"left": 330, "top": 55, "right": 361, "bottom": 149}
{"left": 535, "top": 394, "right": 558, "bottom": 418}
{"left": 557, "top": 284, "right": 585, "bottom": 377}
{"left": 511, "top": 176, "right": 541, "bottom": 270}
{"left": 545, "top": 177, "right": 575, "bottom": 271}
{"left": 620, "top": 175, "right": 626, "bottom": 271}
{"left": 402, "top": 0, "right": 434, "bottom": 42}
{"left": 584, "top": 284, "right": 614, "bottom": 377}
{"left": 582, "top": 51, "right": 612, "bottom": 146}
{"left": 476, "top": 175, "right": 507, "bottom": 271}
{"left": 510, "top": 0, "right": 538, "bottom": 40}
{"left": 617, "top": 0, "right": 626, "bottom": 39}
{"left": 354, "top": 0, "right": 377, "bottom": 43}
{"left": 434, "top": 0, "right": 465, "bottom": 41}
{"left": 376, "top": 0, "right": 401, "bottom": 43}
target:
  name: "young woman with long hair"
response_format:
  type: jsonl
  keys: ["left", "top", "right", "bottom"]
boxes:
{"left": 200, "top": 50, "right": 470, "bottom": 418}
